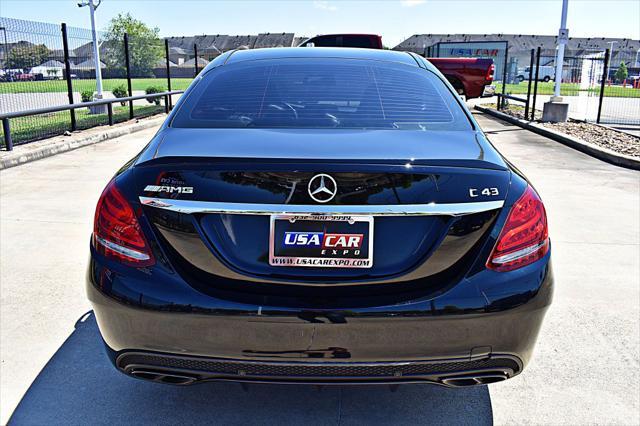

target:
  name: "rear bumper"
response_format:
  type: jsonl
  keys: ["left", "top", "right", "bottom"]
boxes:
{"left": 481, "top": 85, "right": 496, "bottom": 98}
{"left": 87, "top": 256, "right": 553, "bottom": 385}
{"left": 114, "top": 350, "right": 522, "bottom": 387}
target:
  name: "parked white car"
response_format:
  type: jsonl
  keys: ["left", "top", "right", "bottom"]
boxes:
{"left": 517, "top": 66, "right": 555, "bottom": 82}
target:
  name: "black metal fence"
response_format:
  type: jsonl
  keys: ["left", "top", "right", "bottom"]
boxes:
{"left": 422, "top": 39, "right": 639, "bottom": 127}
{"left": 1, "top": 90, "right": 183, "bottom": 151}
{"left": 3, "top": 17, "right": 637, "bottom": 148}
{"left": 0, "top": 17, "right": 205, "bottom": 149}
{"left": 495, "top": 47, "right": 640, "bottom": 126}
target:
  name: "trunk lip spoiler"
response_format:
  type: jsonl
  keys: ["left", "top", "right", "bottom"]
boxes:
{"left": 139, "top": 197, "right": 504, "bottom": 217}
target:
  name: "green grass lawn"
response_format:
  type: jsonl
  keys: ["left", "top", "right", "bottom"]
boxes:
{"left": 494, "top": 81, "right": 640, "bottom": 98}
{"left": 495, "top": 82, "right": 580, "bottom": 96}
{"left": 0, "top": 78, "right": 194, "bottom": 94}
{"left": 1, "top": 103, "right": 165, "bottom": 147}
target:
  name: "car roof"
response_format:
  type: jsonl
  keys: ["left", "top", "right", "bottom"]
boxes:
{"left": 205, "top": 47, "right": 421, "bottom": 69}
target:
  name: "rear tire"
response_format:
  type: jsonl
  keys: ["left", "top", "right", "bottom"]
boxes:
{"left": 448, "top": 78, "right": 466, "bottom": 98}
{"left": 517, "top": 75, "right": 525, "bottom": 82}
{"left": 543, "top": 76, "right": 550, "bottom": 82}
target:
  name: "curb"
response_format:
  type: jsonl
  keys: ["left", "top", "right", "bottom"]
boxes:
{"left": 0, "top": 115, "right": 166, "bottom": 170}
{"left": 474, "top": 105, "right": 640, "bottom": 171}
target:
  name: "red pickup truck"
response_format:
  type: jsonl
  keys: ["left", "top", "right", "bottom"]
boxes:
{"left": 427, "top": 57, "right": 495, "bottom": 99}
{"left": 299, "top": 34, "right": 495, "bottom": 99}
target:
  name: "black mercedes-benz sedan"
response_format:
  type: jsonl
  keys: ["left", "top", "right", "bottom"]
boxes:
{"left": 87, "top": 47, "right": 552, "bottom": 387}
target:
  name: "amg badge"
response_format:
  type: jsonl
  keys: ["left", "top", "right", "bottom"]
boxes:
{"left": 144, "top": 185, "right": 194, "bottom": 194}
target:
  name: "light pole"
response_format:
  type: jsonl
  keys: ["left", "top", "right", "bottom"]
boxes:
{"left": 542, "top": 0, "right": 570, "bottom": 122}
{"left": 552, "top": 0, "right": 569, "bottom": 101}
{"left": 607, "top": 40, "right": 617, "bottom": 77}
{"left": 78, "top": 0, "right": 104, "bottom": 100}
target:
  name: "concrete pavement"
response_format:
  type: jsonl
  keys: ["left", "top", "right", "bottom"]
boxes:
{"left": 0, "top": 128, "right": 155, "bottom": 424}
{"left": 477, "top": 112, "right": 639, "bottom": 424}
{"left": 1, "top": 112, "right": 638, "bottom": 425}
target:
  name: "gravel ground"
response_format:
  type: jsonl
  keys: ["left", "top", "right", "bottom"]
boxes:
{"left": 485, "top": 104, "right": 640, "bottom": 158}
{"left": 541, "top": 121, "right": 640, "bottom": 157}
{"left": 508, "top": 107, "right": 541, "bottom": 121}
{"left": 484, "top": 103, "right": 542, "bottom": 120}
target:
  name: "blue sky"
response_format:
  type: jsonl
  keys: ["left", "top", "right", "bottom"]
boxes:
{"left": 2, "top": 0, "right": 639, "bottom": 47}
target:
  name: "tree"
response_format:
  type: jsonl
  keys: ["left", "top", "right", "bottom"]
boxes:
{"left": 102, "top": 13, "right": 163, "bottom": 77}
{"left": 5, "top": 43, "right": 50, "bottom": 69}
{"left": 614, "top": 61, "right": 628, "bottom": 83}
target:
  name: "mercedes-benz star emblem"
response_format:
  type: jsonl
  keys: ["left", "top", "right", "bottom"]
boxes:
{"left": 308, "top": 174, "right": 337, "bottom": 203}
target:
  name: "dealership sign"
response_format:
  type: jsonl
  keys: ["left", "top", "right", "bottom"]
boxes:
{"left": 450, "top": 48, "right": 500, "bottom": 57}
{"left": 437, "top": 41, "right": 508, "bottom": 80}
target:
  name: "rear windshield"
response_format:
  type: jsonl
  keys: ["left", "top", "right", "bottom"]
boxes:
{"left": 172, "top": 58, "right": 471, "bottom": 131}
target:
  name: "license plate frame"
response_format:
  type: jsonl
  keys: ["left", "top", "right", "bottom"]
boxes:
{"left": 269, "top": 214, "right": 374, "bottom": 268}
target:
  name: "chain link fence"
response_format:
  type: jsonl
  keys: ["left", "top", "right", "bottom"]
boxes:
{"left": 0, "top": 18, "right": 75, "bottom": 142}
{"left": 0, "top": 17, "right": 197, "bottom": 148}
{"left": 498, "top": 47, "right": 640, "bottom": 126}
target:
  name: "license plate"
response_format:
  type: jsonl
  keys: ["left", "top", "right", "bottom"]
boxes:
{"left": 269, "top": 214, "right": 373, "bottom": 268}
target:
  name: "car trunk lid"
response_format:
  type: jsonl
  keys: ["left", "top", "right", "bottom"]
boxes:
{"left": 133, "top": 128, "right": 509, "bottom": 285}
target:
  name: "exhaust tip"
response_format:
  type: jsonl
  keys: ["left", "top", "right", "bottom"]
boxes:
{"left": 129, "top": 369, "right": 197, "bottom": 385}
{"left": 441, "top": 373, "right": 508, "bottom": 387}
{"left": 475, "top": 375, "right": 508, "bottom": 385}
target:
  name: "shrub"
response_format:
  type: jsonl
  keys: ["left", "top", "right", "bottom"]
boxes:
{"left": 112, "top": 85, "right": 128, "bottom": 106}
{"left": 615, "top": 62, "right": 628, "bottom": 84}
{"left": 145, "top": 86, "right": 162, "bottom": 105}
{"left": 80, "top": 90, "right": 94, "bottom": 103}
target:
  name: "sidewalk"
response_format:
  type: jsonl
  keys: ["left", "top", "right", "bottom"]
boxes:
{"left": 0, "top": 126, "right": 157, "bottom": 424}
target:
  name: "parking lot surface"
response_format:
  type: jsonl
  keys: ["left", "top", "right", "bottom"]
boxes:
{"left": 1, "top": 112, "right": 638, "bottom": 425}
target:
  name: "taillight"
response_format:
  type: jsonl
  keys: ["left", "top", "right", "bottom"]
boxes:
{"left": 93, "top": 180, "right": 155, "bottom": 267}
{"left": 486, "top": 63, "right": 495, "bottom": 82}
{"left": 487, "top": 186, "right": 549, "bottom": 272}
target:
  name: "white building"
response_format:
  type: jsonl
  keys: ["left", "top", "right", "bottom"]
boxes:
{"left": 30, "top": 59, "right": 65, "bottom": 79}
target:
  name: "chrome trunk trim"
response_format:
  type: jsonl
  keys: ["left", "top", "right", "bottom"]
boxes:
{"left": 139, "top": 197, "right": 504, "bottom": 216}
